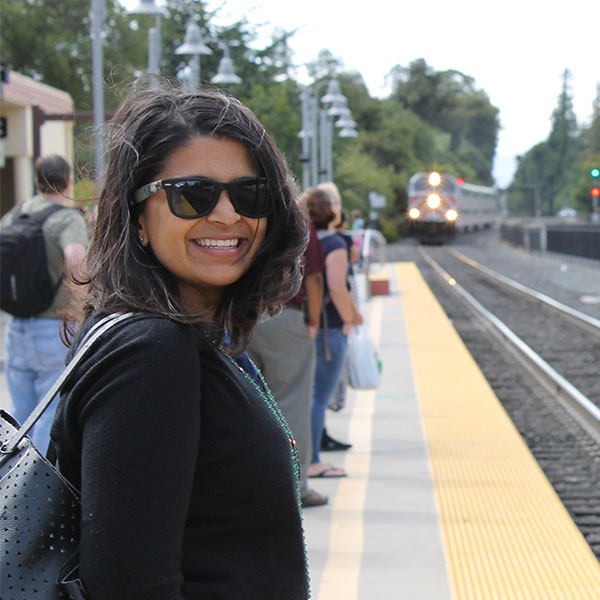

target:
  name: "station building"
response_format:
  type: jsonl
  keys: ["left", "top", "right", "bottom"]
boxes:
{"left": 0, "top": 69, "right": 74, "bottom": 216}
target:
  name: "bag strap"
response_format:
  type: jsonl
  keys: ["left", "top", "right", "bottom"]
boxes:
{"left": 0, "top": 312, "right": 135, "bottom": 455}
{"left": 13, "top": 201, "right": 66, "bottom": 224}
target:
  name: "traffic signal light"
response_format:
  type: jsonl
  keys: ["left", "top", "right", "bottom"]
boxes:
{"left": 591, "top": 187, "right": 600, "bottom": 197}
{"left": 455, "top": 177, "right": 464, "bottom": 185}
{"left": 591, "top": 167, "right": 600, "bottom": 178}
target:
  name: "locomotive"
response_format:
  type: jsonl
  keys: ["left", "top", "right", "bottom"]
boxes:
{"left": 407, "top": 171, "right": 500, "bottom": 242}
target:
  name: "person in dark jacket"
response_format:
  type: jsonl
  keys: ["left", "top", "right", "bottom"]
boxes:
{"left": 50, "top": 79, "right": 310, "bottom": 600}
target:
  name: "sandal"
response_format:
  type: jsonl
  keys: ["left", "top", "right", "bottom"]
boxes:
{"left": 308, "top": 463, "right": 347, "bottom": 478}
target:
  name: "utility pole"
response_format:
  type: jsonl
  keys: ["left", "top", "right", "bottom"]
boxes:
{"left": 91, "top": 0, "right": 105, "bottom": 187}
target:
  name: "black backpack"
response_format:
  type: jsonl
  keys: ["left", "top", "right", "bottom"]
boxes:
{"left": 0, "top": 203, "right": 66, "bottom": 317}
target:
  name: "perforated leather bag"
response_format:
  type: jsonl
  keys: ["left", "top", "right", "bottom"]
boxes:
{"left": 0, "top": 412, "right": 82, "bottom": 600}
{"left": 0, "top": 313, "right": 133, "bottom": 600}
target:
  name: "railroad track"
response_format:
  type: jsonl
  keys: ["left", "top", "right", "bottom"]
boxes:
{"left": 416, "top": 244, "right": 600, "bottom": 558}
{"left": 419, "top": 245, "right": 600, "bottom": 441}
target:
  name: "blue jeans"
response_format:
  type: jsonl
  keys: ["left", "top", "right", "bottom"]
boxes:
{"left": 311, "top": 327, "right": 348, "bottom": 464}
{"left": 5, "top": 317, "right": 67, "bottom": 454}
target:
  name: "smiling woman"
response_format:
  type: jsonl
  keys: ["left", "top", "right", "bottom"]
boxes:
{"left": 48, "top": 78, "right": 311, "bottom": 600}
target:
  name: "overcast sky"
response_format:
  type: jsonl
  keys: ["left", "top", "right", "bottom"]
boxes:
{"left": 124, "top": 1, "right": 599, "bottom": 187}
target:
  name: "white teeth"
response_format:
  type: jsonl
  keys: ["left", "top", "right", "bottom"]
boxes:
{"left": 196, "top": 238, "right": 239, "bottom": 248}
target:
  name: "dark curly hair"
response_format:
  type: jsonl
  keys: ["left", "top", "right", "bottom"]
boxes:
{"left": 85, "top": 78, "right": 308, "bottom": 352}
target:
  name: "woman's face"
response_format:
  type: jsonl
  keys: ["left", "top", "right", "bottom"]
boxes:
{"left": 137, "top": 135, "right": 267, "bottom": 312}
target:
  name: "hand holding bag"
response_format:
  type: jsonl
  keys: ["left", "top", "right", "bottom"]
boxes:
{"left": 347, "top": 324, "right": 381, "bottom": 390}
{"left": 0, "top": 313, "right": 133, "bottom": 600}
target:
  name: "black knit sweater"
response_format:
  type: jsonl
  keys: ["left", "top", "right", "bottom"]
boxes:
{"left": 51, "top": 313, "right": 308, "bottom": 599}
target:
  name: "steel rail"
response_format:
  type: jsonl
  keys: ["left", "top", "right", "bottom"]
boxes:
{"left": 419, "top": 246, "right": 600, "bottom": 442}
{"left": 445, "top": 246, "right": 600, "bottom": 336}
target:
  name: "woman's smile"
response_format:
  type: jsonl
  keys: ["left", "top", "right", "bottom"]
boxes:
{"left": 193, "top": 237, "right": 242, "bottom": 249}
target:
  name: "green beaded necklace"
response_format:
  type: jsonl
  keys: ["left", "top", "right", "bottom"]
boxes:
{"left": 217, "top": 344, "right": 312, "bottom": 598}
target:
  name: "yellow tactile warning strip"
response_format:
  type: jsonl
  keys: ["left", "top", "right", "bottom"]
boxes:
{"left": 397, "top": 262, "right": 600, "bottom": 599}
{"left": 318, "top": 297, "right": 382, "bottom": 599}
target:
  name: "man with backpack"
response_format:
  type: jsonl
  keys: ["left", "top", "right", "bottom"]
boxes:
{"left": 0, "top": 154, "right": 88, "bottom": 452}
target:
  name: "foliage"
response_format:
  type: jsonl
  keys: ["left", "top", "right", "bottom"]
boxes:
{"left": 543, "top": 69, "right": 578, "bottom": 213}
{"left": 2, "top": 5, "right": 507, "bottom": 238}
{"left": 243, "top": 79, "right": 302, "bottom": 175}
{"left": 508, "top": 143, "right": 548, "bottom": 215}
{"left": 0, "top": 0, "right": 146, "bottom": 110}
{"left": 389, "top": 58, "right": 500, "bottom": 184}
{"left": 510, "top": 69, "right": 591, "bottom": 216}
{"left": 569, "top": 85, "right": 600, "bottom": 213}
{"left": 73, "top": 176, "right": 98, "bottom": 206}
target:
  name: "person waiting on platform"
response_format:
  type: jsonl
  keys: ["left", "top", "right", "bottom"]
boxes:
{"left": 1, "top": 154, "right": 87, "bottom": 453}
{"left": 50, "top": 80, "right": 310, "bottom": 599}
{"left": 305, "top": 186, "right": 363, "bottom": 479}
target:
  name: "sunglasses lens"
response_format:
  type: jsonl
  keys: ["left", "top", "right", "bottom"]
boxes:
{"left": 166, "top": 178, "right": 270, "bottom": 219}
{"left": 171, "top": 180, "right": 216, "bottom": 218}
{"left": 232, "top": 179, "right": 270, "bottom": 217}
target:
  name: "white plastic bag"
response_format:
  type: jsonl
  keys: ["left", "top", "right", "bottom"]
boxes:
{"left": 347, "top": 324, "right": 380, "bottom": 390}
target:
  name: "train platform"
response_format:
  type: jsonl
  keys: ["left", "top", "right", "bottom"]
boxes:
{"left": 1, "top": 259, "right": 600, "bottom": 598}
{"left": 303, "top": 261, "right": 600, "bottom": 599}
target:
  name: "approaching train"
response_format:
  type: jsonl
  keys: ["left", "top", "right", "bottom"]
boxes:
{"left": 407, "top": 171, "right": 500, "bottom": 242}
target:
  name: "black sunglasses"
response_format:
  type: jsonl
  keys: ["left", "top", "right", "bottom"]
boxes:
{"left": 134, "top": 176, "right": 271, "bottom": 219}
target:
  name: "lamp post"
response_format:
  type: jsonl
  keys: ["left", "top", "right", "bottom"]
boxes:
{"left": 91, "top": 0, "right": 105, "bottom": 187}
{"left": 175, "top": 18, "right": 242, "bottom": 90}
{"left": 126, "top": 0, "right": 166, "bottom": 75}
{"left": 299, "top": 79, "right": 357, "bottom": 190}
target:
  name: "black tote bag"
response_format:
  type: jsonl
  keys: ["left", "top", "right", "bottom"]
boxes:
{"left": 0, "top": 313, "right": 133, "bottom": 600}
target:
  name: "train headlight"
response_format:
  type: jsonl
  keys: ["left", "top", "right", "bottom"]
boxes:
{"left": 409, "top": 208, "right": 420, "bottom": 219}
{"left": 446, "top": 209, "right": 458, "bottom": 221}
{"left": 428, "top": 172, "right": 441, "bottom": 186}
{"left": 427, "top": 193, "right": 441, "bottom": 209}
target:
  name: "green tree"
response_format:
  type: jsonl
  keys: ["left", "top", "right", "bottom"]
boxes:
{"left": 1, "top": 0, "right": 302, "bottom": 177}
{"left": 243, "top": 79, "right": 302, "bottom": 175}
{"left": 389, "top": 58, "right": 499, "bottom": 184}
{"left": 510, "top": 69, "right": 580, "bottom": 215}
{"left": 569, "top": 84, "right": 600, "bottom": 212}
{"left": 305, "top": 49, "right": 344, "bottom": 81}
{"left": 508, "top": 144, "right": 548, "bottom": 216}
{"left": 0, "top": 0, "right": 148, "bottom": 110}
{"left": 2, "top": 4, "right": 504, "bottom": 239}
{"left": 588, "top": 84, "right": 600, "bottom": 154}
{"left": 544, "top": 68, "right": 578, "bottom": 213}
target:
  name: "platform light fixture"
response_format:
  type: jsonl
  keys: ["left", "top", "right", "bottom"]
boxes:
{"left": 175, "top": 17, "right": 242, "bottom": 89}
{"left": 298, "top": 78, "right": 358, "bottom": 189}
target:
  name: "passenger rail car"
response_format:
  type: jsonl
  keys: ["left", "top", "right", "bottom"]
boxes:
{"left": 407, "top": 172, "right": 500, "bottom": 242}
